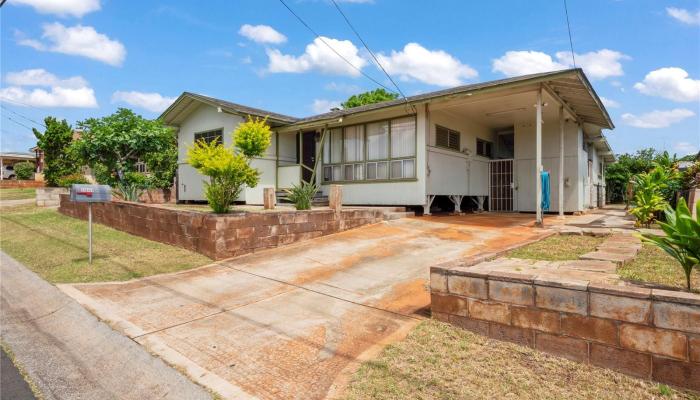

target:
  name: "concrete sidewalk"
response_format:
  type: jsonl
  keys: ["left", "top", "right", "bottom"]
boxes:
{"left": 0, "top": 251, "right": 211, "bottom": 400}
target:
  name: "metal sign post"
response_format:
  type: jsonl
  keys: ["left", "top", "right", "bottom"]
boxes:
{"left": 70, "top": 184, "right": 111, "bottom": 265}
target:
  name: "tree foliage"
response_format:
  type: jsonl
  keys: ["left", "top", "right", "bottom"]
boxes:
{"left": 33, "top": 117, "right": 79, "bottom": 186}
{"left": 341, "top": 88, "right": 399, "bottom": 109}
{"left": 73, "top": 108, "right": 176, "bottom": 190}
{"left": 605, "top": 148, "right": 681, "bottom": 204}
{"left": 187, "top": 117, "right": 271, "bottom": 213}
{"left": 629, "top": 166, "right": 670, "bottom": 228}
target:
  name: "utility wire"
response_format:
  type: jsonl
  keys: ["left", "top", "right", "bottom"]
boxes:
{"left": 1, "top": 97, "right": 45, "bottom": 111}
{"left": 4, "top": 115, "right": 35, "bottom": 131}
{"left": 276, "top": 0, "right": 397, "bottom": 94}
{"left": 563, "top": 0, "right": 576, "bottom": 67}
{"left": 329, "top": 0, "right": 416, "bottom": 114}
{"left": 1, "top": 105, "right": 46, "bottom": 128}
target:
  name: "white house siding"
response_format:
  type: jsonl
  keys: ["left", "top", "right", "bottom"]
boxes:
{"left": 317, "top": 108, "right": 427, "bottom": 205}
{"left": 176, "top": 104, "right": 278, "bottom": 203}
{"left": 426, "top": 109, "right": 492, "bottom": 196}
{"left": 514, "top": 117, "right": 582, "bottom": 213}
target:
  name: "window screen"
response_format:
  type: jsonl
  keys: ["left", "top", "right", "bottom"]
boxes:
{"left": 391, "top": 117, "right": 416, "bottom": 158}
{"left": 476, "top": 138, "right": 493, "bottom": 158}
{"left": 436, "top": 125, "right": 460, "bottom": 151}
{"left": 366, "top": 121, "right": 389, "bottom": 160}
{"left": 343, "top": 125, "right": 365, "bottom": 162}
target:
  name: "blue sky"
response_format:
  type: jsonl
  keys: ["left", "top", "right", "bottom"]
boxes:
{"left": 1, "top": 0, "right": 699, "bottom": 156}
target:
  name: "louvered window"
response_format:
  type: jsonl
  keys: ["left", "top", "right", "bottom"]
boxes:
{"left": 436, "top": 125, "right": 460, "bottom": 151}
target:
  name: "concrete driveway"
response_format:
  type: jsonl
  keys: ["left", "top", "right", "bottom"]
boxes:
{"left": 60, "top": 214, "right": 548, "bottom": 400}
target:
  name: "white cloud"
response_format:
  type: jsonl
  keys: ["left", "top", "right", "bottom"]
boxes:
{"left": 557, "top": 49, "right": 629, "bottom": 80}
{"left": 674, "top": 141, "right": 698, "bottom": 155}
{"left": 600, "top": 96, "right": 620, "bottom": 108}
{"left": 19, "top": 23, "right": 126, "bottom": 66}
{"left": 239, "top": 24, "right": 287, "bottom": 44}
{"left": 5, "top": 68, "right": 87, "bottom": 89}
{"left": 633, "top": 67, "right": 700, "bottom": 103}
{"left": 10, "top": 0, "right": 100, "bottom": 17}
{"left": 621, "top": 109, "right": 695, "bottom": 128}
{"left": 0, "top": 69, "right": 97, "bottom": 108}
{"left": 376, "top": 43, "right": 477, "bottom": 87}
{"left": 311, "top": 99, "right": 342, "bottom": 114}
{"left": 111, "top": 91, "right": 176, "bottom": 113}
{"left": 492, "top": 49, "right": 629, "bottom": 80}
{"left": 666, "top": 7, "right": 700, "bottom": 25}
{"left": 492, "top": 51, "right": 569, "bottom": 77}
{"left": 266, "top": 36, "right": 366, "bottom": 76}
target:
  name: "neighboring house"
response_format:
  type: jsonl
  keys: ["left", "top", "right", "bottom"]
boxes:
{"left": 161, "top": 68, "right": 615, "bottom": 220}
{"left": 0, "top": 152, "right": 36, "bottom": 180}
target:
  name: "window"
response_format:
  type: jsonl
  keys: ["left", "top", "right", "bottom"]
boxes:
{"left": 194, "top": 129, "right": 223, "bottom": 145}
{"left": 436, "top": 125, "right": 460, "bottom": 151}
{"left": 476, "top": 138, "right": 492, "bottom": 158}
{"left": 322, "top": 116, "right": 416, "bottom": 183}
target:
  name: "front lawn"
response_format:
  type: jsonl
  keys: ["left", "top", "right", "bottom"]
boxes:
{"left": 506, "top": 234, "right": 606, "bottom": 261}
{"left": 0, "top": 205, "right": 210, "bottom": 283}
{"left": 0, "top": 188, "right": 35, "bottom": 201}
{"left": 342, "top": 320, "right": 697, "bottom": 400}
{"left": 618, "top": 243, "right": 700, "bottom": 293}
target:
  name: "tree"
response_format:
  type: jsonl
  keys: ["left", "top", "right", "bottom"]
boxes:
{"left": 605, "top": 148, "right": 681, "bottom": 204}
{"left": 187, "top": 116, "right": 271, "bottom": 213}
{"left": 74, "top": 108, "right": 175, "bottom": 186}
{"left": 341, "top": 88, "right": 399, "bottom": 109}
{"left": 33, "top": 117, "right": 79, "bottom": 186}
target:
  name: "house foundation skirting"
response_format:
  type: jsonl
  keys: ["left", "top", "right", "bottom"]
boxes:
{"left": 58, "top": 195, "right": 384, "bottom": 260}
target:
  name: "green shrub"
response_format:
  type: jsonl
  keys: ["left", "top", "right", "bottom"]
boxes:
{"left": 187, "top": 116, "right": 270, "bottom": 213}
{"left": 630, "top": 166, "right": 669, "bottom": 227}
{"left": 284, "top": 181, "right": 318, "bottom": 210}
{"left": 13, "top": 161, "right": 35, "bottom": 180}
{"left": 641, "top": 198, "right": 700, "bottom": 291}
{"left": 57, "top": 173, "right": 90, "bottom": 187}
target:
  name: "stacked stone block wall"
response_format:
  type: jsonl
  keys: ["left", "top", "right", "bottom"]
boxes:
{"left": 59, "top": 195, "right": 384, "bottom": 260}
{"left": 431, "top": 264, "right": 700, "bottom": 391}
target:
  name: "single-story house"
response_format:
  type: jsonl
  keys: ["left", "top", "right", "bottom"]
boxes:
{"left": 161, "top": 68, "right": 615, "bottom": 222}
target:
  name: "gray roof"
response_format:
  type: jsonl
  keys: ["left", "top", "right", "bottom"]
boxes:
{"left": 162, "top": 68, "right": 613, "bottom": 130}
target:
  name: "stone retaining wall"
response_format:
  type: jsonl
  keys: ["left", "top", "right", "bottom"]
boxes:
{"left": 430, "top": 263, "right": 700, "bottom": 391}
{"left": 36, "top": 187, "right": 68, "bottom": 207}
{"left": 0, "top": 180, "right": 45, "bottom": 188}
{"left": 59, "top": 195, "right": 384, "bottom": 260}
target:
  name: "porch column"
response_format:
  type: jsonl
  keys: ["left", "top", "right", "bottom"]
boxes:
{"left": 535, "top": 87, "right": 543, "bottom": 226}
{"left": 558, "top": 105, "right": 565, "bottom": 217}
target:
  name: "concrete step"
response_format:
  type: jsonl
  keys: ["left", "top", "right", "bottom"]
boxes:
{"left": 384, "top": 211, "right": 415, "bottom": 220}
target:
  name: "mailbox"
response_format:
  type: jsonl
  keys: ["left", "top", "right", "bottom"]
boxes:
{"left": 70, "top": 184, "right": 112, "bottom": 203}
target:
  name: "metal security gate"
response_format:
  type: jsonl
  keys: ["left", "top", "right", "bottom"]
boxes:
{"left": 489, "top": 159, "right": 514, "bottom": 212}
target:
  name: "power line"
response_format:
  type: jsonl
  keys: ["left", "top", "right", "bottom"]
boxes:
{"left": 276, "top": 0, "right": 397, "bottom": 94}
{"left": 0, "top": 97, "right": 45, "bottom": 111}
{"left": 563, "top": 0, "right": 576, "bottom": 67}
{"left": 4, "top": 115, "right": 35, "bottom": 131}
{"left": 1, "top": 105, "right": 46, "bottom": 128}
{"left": 329, "top": 0, "right": 406, "bottom": 100}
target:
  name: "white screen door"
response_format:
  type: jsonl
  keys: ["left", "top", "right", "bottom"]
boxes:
{"left": 489, "top": 159, "right": 514, "bottom": 212}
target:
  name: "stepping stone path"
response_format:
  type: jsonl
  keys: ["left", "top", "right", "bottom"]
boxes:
{"left": 579, "top": 234, "right": 642, "bottom": 266}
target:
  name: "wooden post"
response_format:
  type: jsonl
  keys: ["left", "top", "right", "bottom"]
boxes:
{"left": 535, "top": 87, "right": 543, "bottom": 226}
{"left": 329, "top": 185, "right": 342, "bottom": 212}
{"left": 558, "top": 105, "right": 565, "bottom": 218}
{"left": 263, "top": 187, "right": 276, "bottom": 210}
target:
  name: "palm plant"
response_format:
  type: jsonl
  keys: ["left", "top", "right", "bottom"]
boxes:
{"left": 641, "top": 198, "right": 700, "bottom": 291}
{"left": 630, "top": 167, "right": 669, "bottom": 228}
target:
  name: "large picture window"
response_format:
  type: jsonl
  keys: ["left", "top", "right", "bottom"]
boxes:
{"left": 322, "top": 116, "right": 416, "bottom": 183}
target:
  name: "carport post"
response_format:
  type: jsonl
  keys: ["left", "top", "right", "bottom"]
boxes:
{"left": 535, "top": 87, "right": 543, "bottom": 226}
{"left": 558, "top": 105, "right": 565, "bottom": 218}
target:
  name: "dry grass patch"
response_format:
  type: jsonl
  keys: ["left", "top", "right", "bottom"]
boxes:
{"left": 618, "top": 243, "right": 700, "bottom": 293}
{"left": 506, "top": 234, "right": 606, "bottom": 261}
{"left": 0, "top": 205, "right": 210, "bottom": 283}
{"left": 0, "top": 188, "right": 35, "bottom": 200}
{"left": 342, "top": 320, "right": 698, "bottom": 400}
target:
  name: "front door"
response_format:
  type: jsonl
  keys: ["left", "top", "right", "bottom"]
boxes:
{"left": 301, "top": 131, "right": 316, "bottom": 183}
{"left": 489, "top": 159, "right": 514, "bottom": 212}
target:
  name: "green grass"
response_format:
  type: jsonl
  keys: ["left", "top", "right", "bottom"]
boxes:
{"left": 618, "top": 243, "right": 700, "bottom": 293}
{"left": 0, "top": 188, "right": 35, "bottom": 200}
{"left": 0, "top": 205, "right": 210, "bottom": 283}
{"left": 342, "top": 320, "right": 698, "bottom": 400}
{"left": 506, "top": 234, "right": 607, "bottom": 261}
